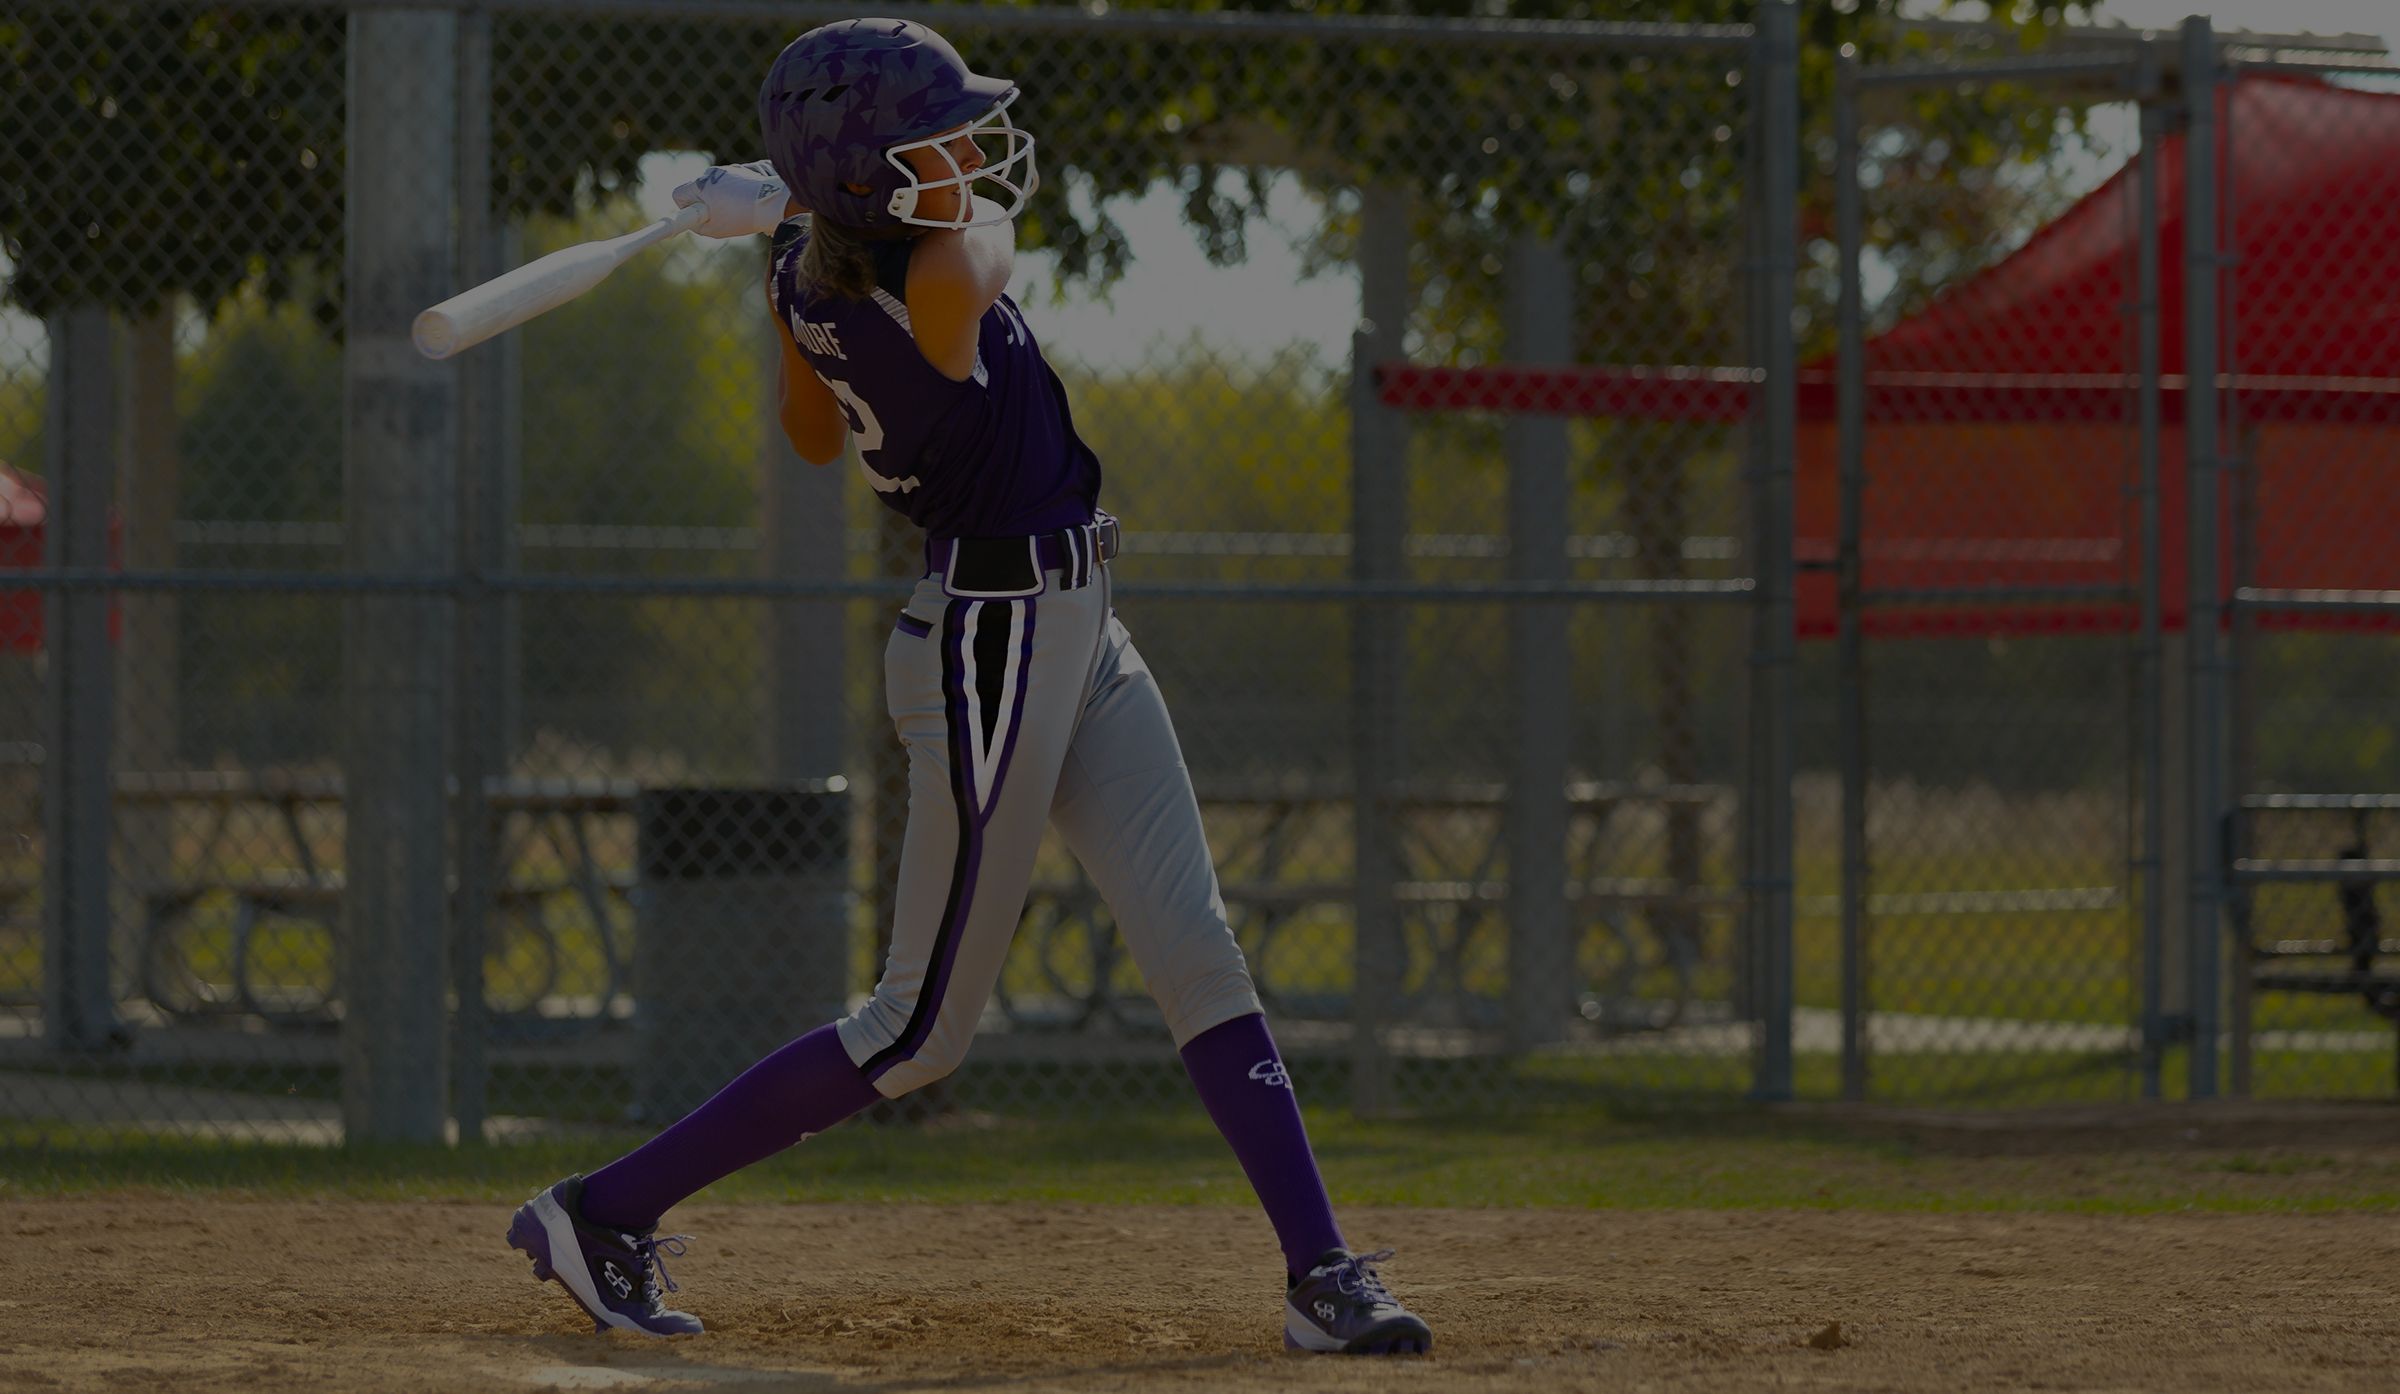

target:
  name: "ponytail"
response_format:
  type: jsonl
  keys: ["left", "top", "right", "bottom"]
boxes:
{"left": 797, "top": 216, "right": 877, "bottom": 300}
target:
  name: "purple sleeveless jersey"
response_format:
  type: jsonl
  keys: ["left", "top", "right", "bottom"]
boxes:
{"left": 767, "top": 219, "right": 1100, "bottom": 541}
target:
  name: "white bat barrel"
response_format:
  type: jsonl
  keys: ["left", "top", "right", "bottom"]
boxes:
{"left": 412, "top": 204, "right": 707, "bottom": 359}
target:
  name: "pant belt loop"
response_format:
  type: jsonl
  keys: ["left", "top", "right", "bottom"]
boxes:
{"left": 1065, "top": 517, "right": 1095, "bottom": 591}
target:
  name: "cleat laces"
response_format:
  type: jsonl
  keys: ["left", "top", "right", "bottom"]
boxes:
{"left": 620, "top": 1232, "right": 692, "bottom": 1310}
{"left": 1330, "top": 1249, "right": 1399, "bottom": 1309}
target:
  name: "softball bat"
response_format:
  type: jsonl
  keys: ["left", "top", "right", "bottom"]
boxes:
{"left": 411, "top": 202, "right": 708, "bottom": 360}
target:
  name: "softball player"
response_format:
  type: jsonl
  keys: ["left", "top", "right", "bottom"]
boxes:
{"left": 506, "top": 17, "right": 1430, "bottom": 1357}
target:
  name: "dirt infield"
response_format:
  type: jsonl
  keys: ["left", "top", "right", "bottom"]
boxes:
{"left": 11, "top": 1196, "right": 2397, "bottom": 1393}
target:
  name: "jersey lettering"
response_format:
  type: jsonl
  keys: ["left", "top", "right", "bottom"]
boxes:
{"left": 859, "top": 459, "right": 919, "bottom": 494}
{"left": 816, "top": 370, "right": 919, "bottom": 494}
{"left": 787, "top": 312, "right": 848, "bottom": 361}
{"left": 771, "top": 224, "right": 1097, "bottom": 536}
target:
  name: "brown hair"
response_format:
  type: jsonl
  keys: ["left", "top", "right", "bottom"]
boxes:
{"left": 797, "top": 216, "right": 877, "bottom": 300}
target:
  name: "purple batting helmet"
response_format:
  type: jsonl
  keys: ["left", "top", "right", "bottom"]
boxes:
{"left": 758, "top": 18, "right": 1037, "bottom": 235}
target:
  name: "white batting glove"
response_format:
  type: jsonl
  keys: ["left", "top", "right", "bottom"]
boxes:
{"left": 671, "top": 160, "right": 789, "bottom": 239}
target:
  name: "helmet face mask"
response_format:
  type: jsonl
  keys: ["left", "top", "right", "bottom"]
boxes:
{"left": 882, "top": 91, "right": 1039, "bottom": 230}
{"left": 759, "top": 18, "right": 1038, "bottom": 237}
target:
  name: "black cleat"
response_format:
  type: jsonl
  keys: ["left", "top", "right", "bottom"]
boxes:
{"left": 1284, "top": 1247, "right": 1432, "bottom": 1355}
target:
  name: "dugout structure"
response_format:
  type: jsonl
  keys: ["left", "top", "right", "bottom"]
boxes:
{"left": 1387, "top": 72, "right": 2400, "bottom": 635}
{"left": 1383, "top": 52, "right": 2400, "bottom": 1099}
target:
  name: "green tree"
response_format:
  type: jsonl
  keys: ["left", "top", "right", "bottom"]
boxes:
{"left": 0, "top": 5, "right": 344, "bottom": 322}
{"left": 5, "top": 2, "right": 2103, "bottom": 329}
{"left": 0, "top": 0, "right": 2111, "bottom": 779}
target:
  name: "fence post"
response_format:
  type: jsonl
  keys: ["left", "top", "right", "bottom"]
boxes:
{"left": 494, "top": 223, "right": 526, "bottom": 763}
{"left": 1350, "top": 184, "right": 1410, "bottom": 1114}
{"left": 762, "top": 301, "right": 847, "bottom": 782}
{"left": 2180, "top": 14, "right": 2225, "bottom": 1101}
{"left": 1746, "top": 0, "right": 1800, "bottom": 1103}
{"left": 1504, "top": 232, "right": 1571, "bottom": 1052}
{"left": 2226, "top": 418, "right": 2260, "bottom": 1099}
{"left": 343, "top": 7, "right": 458, "bottom": 1145}
{"left": 2134, "top": 41, "right": 2169, "bottom": 1100}
{"left": 1833, "top": 51, "right": 1869, "bottom": 1103}
{"left": 449, "top": 2, "right": 498, "bottom": 1145}
{"left": 40, "top": 307, "right": 120, "bottom": 1053}
{"left": 114, "top": 305, "right": 180, "bottom": 947}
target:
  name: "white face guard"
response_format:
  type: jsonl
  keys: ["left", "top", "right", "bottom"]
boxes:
{"left": 884, "top": 90, "right": 1039, "bottom": 229}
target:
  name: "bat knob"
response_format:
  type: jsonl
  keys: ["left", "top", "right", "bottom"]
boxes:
{"left": 411, "top": 309, "right": 461, "bottom": 360}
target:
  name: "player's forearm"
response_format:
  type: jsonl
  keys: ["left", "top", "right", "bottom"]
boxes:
{"left": 779, "top": 404, "right": 847, "bottom": 465}
{"left": 773, "top": 364, "right": 846, "bottom": 464}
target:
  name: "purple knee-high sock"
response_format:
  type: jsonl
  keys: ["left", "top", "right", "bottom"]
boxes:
{"left": 1179, "top": 1012, "right": 1346, "bottom": 1281}
{"left": 579, "top": 1023, "right": 882, "bottom": 1232}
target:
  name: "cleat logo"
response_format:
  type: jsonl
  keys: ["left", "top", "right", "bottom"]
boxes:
{"left": 1248, "top": 1058, "right": 1291, "bottom": 1089}
{"left": 602, "top": 1261, "right": 634, "bottom": 1300}
{"left": 1313, "top": 1299, "right": 1338, "bottom": 1323}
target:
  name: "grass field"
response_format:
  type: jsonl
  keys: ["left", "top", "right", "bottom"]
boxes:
{"left": 10, "top": 1101, "right": 2400, "bottom": 1215}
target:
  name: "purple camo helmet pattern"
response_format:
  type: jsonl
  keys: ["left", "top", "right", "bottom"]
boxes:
{"left": 758, "top": 18, "right": 1015, "bottom": 234}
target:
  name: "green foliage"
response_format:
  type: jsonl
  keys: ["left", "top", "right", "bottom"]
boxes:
{"left": 508, "top": 212, "right": 769, "bottom": 762}
{"left": 1063, "top": 341, "right": 1348, "bottom": 553}
{"left": 0, "top": 363, "right": 40, "bottom": 471}
{"left": 170, "top": 289, "right": 345, "bottom": 761}
{"left": 515, "top": 213, "right": 763, "bottom": 532}
{"left": 3, "top": 0, "right": 2098, "bottom": 347}
{"left": 180, "top": 288, "right": 343, "bottom": 525}
{"left": 0, "top": 5, "right": 344, "bottom": 320}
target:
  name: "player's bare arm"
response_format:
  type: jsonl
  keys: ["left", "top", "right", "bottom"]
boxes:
{"left": 772, "top": 299, "right": 848, "bottom": 464}
{"left": 665, "top": 166, "right": 847, "bottom": 464}
{"left": 906, "top": 214, "right": 1014, "bottom": 380}
{"left": 895, "top": 130, "right": 1016, "bottom": 381}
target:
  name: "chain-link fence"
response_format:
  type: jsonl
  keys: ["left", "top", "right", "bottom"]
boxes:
{"left": 1825, "top": 42, "right": 2154, "bottom": 1106}
{"left": 0, "top": 0, "right": 1805, "bottom": 1143}
{"left": 1821, "top": 19, "right": 2400, "bottom": 1106}
{"left": 7, "top": 4, "right": 2396, "bottom": 1147}
{"left": 2215, "top": 46, "right": 2400, "bottom": 1100}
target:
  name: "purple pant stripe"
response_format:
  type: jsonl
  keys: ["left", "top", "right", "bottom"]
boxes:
{"left": 864, "top": 598, "right": 991, "bottom": 1082}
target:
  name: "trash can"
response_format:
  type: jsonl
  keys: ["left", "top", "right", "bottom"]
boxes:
{"left": 633, "top": 782, "right": 850, "bottom": 1122}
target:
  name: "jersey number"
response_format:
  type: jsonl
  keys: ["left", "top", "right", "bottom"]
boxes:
{"left": 815, "top": 370, "right": 918, "bottom": 495}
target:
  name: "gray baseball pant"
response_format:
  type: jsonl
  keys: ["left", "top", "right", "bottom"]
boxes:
{"left": 836, "top": 562, "right": 1263, "bottom": 1096}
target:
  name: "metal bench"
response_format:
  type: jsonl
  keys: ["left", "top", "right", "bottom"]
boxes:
{"left": 122, "top": 771, "right": 642, "bottom": 1031}
{"left": 2236, "top": 794, "right": 2400, "bottom": 1086}
{"left": 137, "top": 867, "right": 624, "bottom": 1028}
{"left": 1001, "top": 778, "right": 1737, "bottom": 1036}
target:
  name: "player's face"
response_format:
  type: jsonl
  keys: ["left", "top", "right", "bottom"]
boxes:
{"left": 898, "top": 124, "right": 986, "bottom": 224}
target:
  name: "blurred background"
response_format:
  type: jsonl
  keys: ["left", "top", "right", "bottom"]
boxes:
{"left": 1, "top": 0, "right": 2396, "bottom": 1147}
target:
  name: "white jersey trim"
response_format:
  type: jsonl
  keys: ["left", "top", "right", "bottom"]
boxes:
{"left": 874, "top": 287, "right": 990, "bottom": 385}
